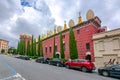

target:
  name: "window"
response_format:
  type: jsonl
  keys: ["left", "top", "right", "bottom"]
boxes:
{"left": 72, "top": 59, "right": 78, "bottom": 62}
{"left": 86, "top": 43, "right": 90, "bottom": 50}
{"left": 49, "top": 47, "right": 52, "bottom": 53}
{"left": 112, "top": 65, "right": 120, "bottom": 69}
{"left": 78, "top": 59, "right": 85, "bottom": 62}
{"left": 63, "top": 43, "right": 65, "bottom": 51}
{"left": 63, "top": 35, "right": 65, "bottom": 39}
{"left": 45, "top": 47, "right": 47, "bottom": 53}
{"left": 77, "top": 29, "right": 80, "bottom": 34}
{"left": 55, "top": 45, "right": 57, "bottom": 51}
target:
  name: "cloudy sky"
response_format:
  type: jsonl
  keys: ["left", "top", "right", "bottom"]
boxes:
{"left": 0, "top": 0, "right": 120, "bottom": 47}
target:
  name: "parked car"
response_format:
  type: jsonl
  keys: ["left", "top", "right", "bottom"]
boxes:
{"left": 48, "top": 58, "right": 65, "bottom": 67}
{"left": 23, "top": 56, "right": 30, "bottom": 60}
{"left": 65, "top": 59, "right": 95, "bottom": 72}
{"left": 98, "top": 64, "right": 120, "bottom": 78}
{"left": 15, "top": 55, "right": 23, "bottom": 59}
{"left": 16, "top": 55, "right": 30, "bottom": 60}
{"left": 36, "top": 57, "right": 49, "bottom": 63}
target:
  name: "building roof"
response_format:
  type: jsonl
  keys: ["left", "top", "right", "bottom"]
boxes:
{"left": 20, "top": 33, "right": 32, "bottom": 37}
{"left": 0, "top": 39, "right": 9, "bottom": 42}
{"left": 42, "top": 16, "right": 101, "bottom": 41}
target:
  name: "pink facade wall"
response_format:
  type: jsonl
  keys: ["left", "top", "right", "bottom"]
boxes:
{"left": 42, "top": 17, "right": 105, "bottom": 61}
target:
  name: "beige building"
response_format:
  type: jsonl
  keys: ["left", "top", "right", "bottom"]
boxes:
{"left": 93, "top": 28, "right": 120, "bottom": 68}
{"left": 0, "top": 39, "right": 9, "bottom": 53}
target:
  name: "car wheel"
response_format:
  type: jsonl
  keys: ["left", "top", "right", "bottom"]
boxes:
{"left": 88, "top": 70, "right": 93, "bottom": 73}
{"left": 57, "top": 63, "right": 60, "bottom": 67}
{"left": 66, "top": 65, "right": 70, "bottom": 69}
{"left": 102, "top": 71, "right": 109, "bottom": 77}
{"left": 81, "top": 67, "right": 87, "bottom": 72}
{"left": 48, "top": 62, "right": 51, "bottom": 65}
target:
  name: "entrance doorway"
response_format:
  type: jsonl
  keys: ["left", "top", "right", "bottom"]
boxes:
{"left": 56, "top": 54, "right": 59, "bottom": 58}
{"left": 56, "top": 52, "right": 61, "bottom": 58}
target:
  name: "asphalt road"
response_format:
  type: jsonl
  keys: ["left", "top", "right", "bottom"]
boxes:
{"left": 0, "top": 55, "right": 119, "bottom": 80}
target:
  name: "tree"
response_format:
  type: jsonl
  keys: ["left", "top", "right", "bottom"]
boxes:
{"left": 38, "top": 35, "right": 41, "bottom": 57}
{"left": 1, "top": 49, "right": 5, "bottom": 53}
{"left": 69, "top": 27, "right": 78, "bottom": 59}
{"left": 53, "top": 37, "right": 56, "bottom": 58}
{"left": 23, "top": 40, "right": 26, "bottom": 55}
{"left": 13, "top": 48, "right": 17, "bottom": 54}
{"left": 19, "top": 40, "right": 23, "bottom": 55}
{"left": 33, "top": 39, "right": 36, "bottom": 56}
{"left": 8, "top": 47, "right": 17, "bottom": 54}
{"left": 18, "top": 42, "right": 20, "bottom": 54}
{"left": 60, "top": 32, "right": 65, "bottom": 59}
{"left": 40, "top": 39, "right": 43, "bottom": 57}
{"left": 17, "top": 42, "right": 20, "bottom": 54}
{"left": 19, "top": 40, "right": 25, "bottom": 55}
{"left": 31, "top": 35, "right": 34, "bottom": 56}
{"left": 27, "top": 41, "right": 31, "bottom": 56}
{"left": 41, "top": 44, "right": 43, "bottom": 57}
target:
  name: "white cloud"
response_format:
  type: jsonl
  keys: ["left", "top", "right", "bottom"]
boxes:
{"left": 0, "top": 0, "right": 55, "bottom": 47}
{"left": 0, "top": 0, "right": 120, "bottom": 47}
{"left": 45, "top": 0, "right": 82, "bottom": 27}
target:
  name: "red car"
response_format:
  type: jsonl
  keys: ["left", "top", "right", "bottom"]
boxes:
{"left": 65, "top": 59, "right": 95, "bottom": 72}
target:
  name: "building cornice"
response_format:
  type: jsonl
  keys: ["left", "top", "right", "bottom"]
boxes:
{"left": 42, "top": 16, "right": 101, "bottom": 41}
{"left": 0, "top": 39, "right": 9, "bottom": 42}
{"left": 93, "top": 28, "right": 120, "bottom": 40}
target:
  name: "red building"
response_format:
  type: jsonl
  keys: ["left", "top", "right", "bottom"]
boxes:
{"left": 19, "top": 11, "right": 106, "bottom": 62}
{"left": 42, "top": 15, "right": 105, "bottom": 62}
{"left": 20, "top": 33, "right": 32, "bottom": 49}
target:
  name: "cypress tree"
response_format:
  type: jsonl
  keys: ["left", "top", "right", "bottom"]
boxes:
{"left": 53, "top": 37, "right": 56, "bottom": 58}
{"left": 20, "top": 40, "right": 24, "bottom": 55}
{"left": 41, "top": 40, "right": 43, "bottom": 57}
{"left": 29, "top": 43, "right": 32, "bottom": 56}
{"left": 60, "top": 32, "right": 65, "bottom": 59}
{"left": 23, "top": 40, "right": 26, "bottom": 55}
{"left": 19, "top": 41, "right": 22, "bottom": 55}
{"left": 69, "top": 27, "right": 78, "bottom": 59}
{"left": 27, "top": 41, "right": 30, "bottom": 56}
{"left": 34, "top": 39, "right": 36, "bottom": 56}
{"left": 38, "top": 35, "right": 41, "bottom": 57}
{"left": 21, "top": 41, "right": 24, "bottom": 55}
{"left": 17, "top": 42, "right": 20, "bottom": 54}
{"left": 31, "top": 35, "right": 34, "bottom": 56}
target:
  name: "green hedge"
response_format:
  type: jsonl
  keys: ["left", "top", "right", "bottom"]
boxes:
{"left": 30, "top": 56, "right": 38, "bottom": 59}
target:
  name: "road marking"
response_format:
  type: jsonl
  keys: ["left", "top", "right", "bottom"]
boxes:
{"left": 1, "top": 73, "right": 26, "bottom": 80}
{"left": 0, "top": 58, "right": 17, "bottom": 79}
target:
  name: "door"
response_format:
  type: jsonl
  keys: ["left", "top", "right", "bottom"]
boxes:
{"left": 71, "top": 59, "right": 78, "bottom": 67}
{"left": 110, "top": 65, "right": 120, "bottom": 77}
{"left": 76, "top": 60, "right": 84, "bottom": 68}
{"left": 56, "top": 54, "right": 59, "bottom": 58}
